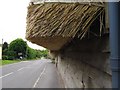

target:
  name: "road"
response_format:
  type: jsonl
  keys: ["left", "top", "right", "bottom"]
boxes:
{"left": 0, "top": 59, "right": 63, "bottom": 88}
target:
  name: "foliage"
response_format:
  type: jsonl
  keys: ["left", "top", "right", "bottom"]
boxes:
{"left": 2, "top": 48, "right": 8, "bottom": 56}
{"left": 39, "top": 50, "right": 48, "bottom": 58}
{"left": 7, "top": 51, "right": 17, "bottom": 60}
{"left": 2, "top": 38, "right": 48, "bottom": 60}
{"left": 26, "top": 46, "right": 36, "bottom": 59}
{"left": 8, "top": 38, "right": 27, "bottom": 59}
{"left": 2, "top": 55, "right": 8, "bottom": 60}
{"left": 26, "top": 47, "right": 48, "bottom": 59}
{"left": 2, "top": 42, "right": 8, "bottom": 51}
{"left": 0, "top": 60, "right": 21, "bottom": 66}
{"left": 36, "top": 50, "right": 41, "bottom": 58}
{"left": 2, "top": 42, "right": 9, "bottom": 60}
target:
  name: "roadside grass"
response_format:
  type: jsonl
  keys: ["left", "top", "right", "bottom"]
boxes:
{"left": 0, "top": 58, "right": 42, "bottom": 66}
{"left": 0, "top": 60, "right": 21, "bottom": 66}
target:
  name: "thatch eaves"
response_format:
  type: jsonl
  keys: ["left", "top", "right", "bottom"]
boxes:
{"left": 26, "top": 2, "right": 105, "bottom": 50}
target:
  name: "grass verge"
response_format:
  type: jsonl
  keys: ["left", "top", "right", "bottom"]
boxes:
{"left": 0, "top": 60, "right": 21, "bottom": 66}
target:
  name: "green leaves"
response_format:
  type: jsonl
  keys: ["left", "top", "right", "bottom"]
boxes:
{"left": 2, "top": 42, "right": 8, "bottom": 51}
{"left": 8, "top": 38, "right": 27, "bottom": 59}
{"left": 2, "top": 38, "right": 48, "bottom": 60}
{"left": 26, "top": 46, "right": 48, "bottom": 59}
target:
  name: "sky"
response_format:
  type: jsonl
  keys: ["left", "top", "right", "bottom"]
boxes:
{"left": 0, "top": 0, "right": 45, "bottom": 50}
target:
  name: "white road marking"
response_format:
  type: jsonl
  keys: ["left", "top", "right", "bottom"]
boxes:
{"left": 33, "top": 66, "right": 46, "bottom": 88}
{"left": 17, "top": 66, "right": 33, "bottom": 71}
{"left": 17, "top": 67, "right": 25, "bottom": 71}
{"left": 0, "top": 72, "right": 13, "bottom": 79}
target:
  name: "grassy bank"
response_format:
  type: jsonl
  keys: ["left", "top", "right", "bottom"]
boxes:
{"left": 0, "top": 60, "right": 21, "bottom": 66}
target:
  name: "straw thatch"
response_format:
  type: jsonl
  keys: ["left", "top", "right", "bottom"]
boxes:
{"left": 26, "top": 2, "right": 105, "bottom": 50}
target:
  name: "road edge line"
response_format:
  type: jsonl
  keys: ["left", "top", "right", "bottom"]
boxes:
{"left": 33, "top": 66, "right": 46, "bottom": 88}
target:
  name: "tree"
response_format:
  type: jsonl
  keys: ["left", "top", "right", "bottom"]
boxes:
{"left": 2, "top": 42, "right": 9, "bottom": 60}
{"left": 26, "top": 46, "right": 36, "bottom": 59}
{"left": 39, "top": 50, "right": 47, "bottom": 58}
{"left": 7, "top": 50, "right": 16, "bottom": 60}
{"left": 2, "top": 42, "right": 8, "bottom": 51}
{"left": 8, "top": 38, "right": 27, "bottom": 59}
{"left": 36, "top": 50, "right": 42, "bottom": 58}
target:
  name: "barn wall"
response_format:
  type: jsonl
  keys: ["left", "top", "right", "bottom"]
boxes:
{"left": 56, "top": 34, "right": 112, "bottom": 88}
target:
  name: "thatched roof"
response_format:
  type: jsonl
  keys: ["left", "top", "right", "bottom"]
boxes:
{"left": 26, "top": 2, "right": 105, "bottom": 50}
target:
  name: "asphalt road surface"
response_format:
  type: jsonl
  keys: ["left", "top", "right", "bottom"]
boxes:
{"left": 0, "top": 59, "right": 63, "bottom": 88}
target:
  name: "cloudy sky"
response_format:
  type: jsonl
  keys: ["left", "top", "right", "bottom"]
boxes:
{"left": 0, "top": 0, "right": 45, "bottom": 50}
